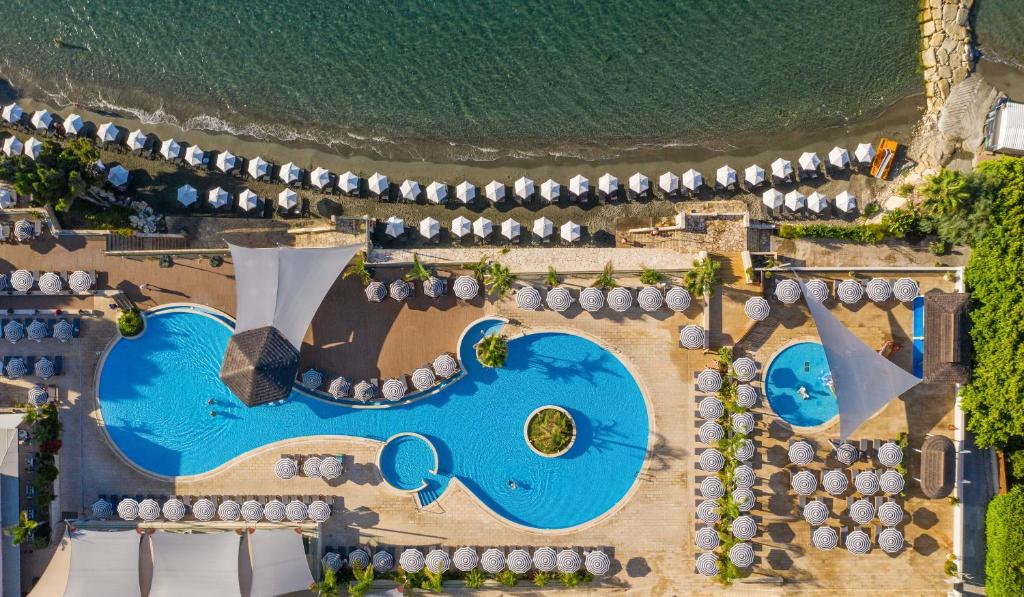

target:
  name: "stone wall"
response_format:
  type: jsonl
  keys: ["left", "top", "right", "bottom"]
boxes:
{"left": 920, "top": 0, "right": 975, "bottom": 115}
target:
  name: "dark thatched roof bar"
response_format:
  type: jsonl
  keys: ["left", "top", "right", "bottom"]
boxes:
{"left": 220, "top": 326, "right": 299, "bottom": 406}
{"left": 923, "top": 290, "right": 971, "bottom": 385}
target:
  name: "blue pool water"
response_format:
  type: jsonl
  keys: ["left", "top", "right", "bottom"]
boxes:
{"left": 379, "top": 434, "right": 437, "bottom": 491}
{"left": 97, "top": 308, "right": 650, "bottom": 530}
{"left": 912, "top": 296, "right": 925, "bottom": 378}
{"left": 764, "top": 342, "right": 839, "bottom": 427}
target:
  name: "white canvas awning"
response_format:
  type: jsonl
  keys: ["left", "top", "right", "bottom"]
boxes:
{"left": 247, "top": 530, "right": 315, "bottom": 597}
{"left": 28, "top": 529, "right": 142, "bottom": 597}
{"left": 149, "top": 531, "right": 241, "bottom": 597}
{"left": 987, "top": 100, "right": 1024, "bottom": 154}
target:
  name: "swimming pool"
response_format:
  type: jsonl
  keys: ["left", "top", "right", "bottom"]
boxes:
{"left": 764, "top": 341, "right": 839, "bottom": 427}
{"left": 97, "top": 307, "right": 650, "bottom": 530}
{"left": 378, "top": 433, "right": 438, "bottom": 492}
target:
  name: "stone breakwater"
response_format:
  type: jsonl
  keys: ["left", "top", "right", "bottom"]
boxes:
{"left": 920, "top": 0, "right": 975, "bottom": 115}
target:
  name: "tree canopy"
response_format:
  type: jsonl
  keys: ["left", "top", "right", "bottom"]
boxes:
{"left": 0, "top": 138, "right": 100, "bottom": 210}
{"left": 986, "top": 485, "right": 1024, "bottom": 597}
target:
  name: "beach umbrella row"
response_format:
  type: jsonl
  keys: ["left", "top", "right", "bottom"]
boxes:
{"left": 514, "top": 285, "right": 692, "bottom": 314}
{"left": 763, "top": 189, "right": 858, "bottom": 213}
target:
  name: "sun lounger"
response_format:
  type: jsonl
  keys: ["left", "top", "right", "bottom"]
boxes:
{"left": 72, "top": 317, "right": 81, "bottom": 337}
{"left": 859, "top": 439, "right": 870, "bottom": 460}
{"left": 53, "top": 356, "right": 63, "bottom": 376}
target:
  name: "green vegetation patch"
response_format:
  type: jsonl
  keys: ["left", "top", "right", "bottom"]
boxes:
{"left": 475, "top": 334, "right": 508, "bottom": 368}
{"left": 118, "top": 308, "right": 144, "bottom": 337}
{"left": 528, "top": 408, "right": 575, "bottom": 455}
{"left": 986, "top": 486, "right": 1024, "bottom": 597}
{"left": 0, "top": 138, "right": 99, "bottom": 211}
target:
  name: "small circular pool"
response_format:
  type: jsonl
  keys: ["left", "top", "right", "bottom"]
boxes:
{"left": 764, "top": 342, "right": 839, "bottom": 427}
{"left": 379, "top": 433, "right": 438, "bottom": 491}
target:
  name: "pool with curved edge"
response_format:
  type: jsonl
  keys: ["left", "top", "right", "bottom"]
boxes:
{"left": 764, "top": 341, "right": 839, "bottom": 427}
{"left": 97, "top": 306, "right": 650, "bottom": 530}
{"left": 379, "top": 433, "right": 438, "bottom": 491}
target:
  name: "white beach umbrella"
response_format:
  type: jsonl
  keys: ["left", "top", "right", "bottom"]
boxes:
{"left": 579, "top": 287, "right": 604, "bottom": 311}
{"left": 878, "top": 528, "right": 904, "bottom": 554}
{"left": 855, "top": 470, "right": 880, "bottom": 495}
{"left": 729, "top": 542, "right": 754, "bottom": 568}
{"left": 301, "top": 368, "right": 323, "bottom": 389}
{"left": 736, "top": 384, "right": 759, "bottom": 408}
{"left": 217, "top": 500, "right": 240, "bottom": 522}
{"left": 845, "top": 529, "right": 871, "bottom": 554}
{"left": 28, "top": 385, "right": 49, "bottom": 407}
{"left": 485, "top": 180, "right": 505, "bottom": 202}
{"left": 3, "top": 136, "right": 23, "bottom": 157}
{"left": 53, "top": 319, "right": 74, "bottom": 342}
{"left": 607, "top": 287, "right": 633, "bottom": 312}
{"left": 500, "top": 218, "right": 520, "bottom": 241}
{"left": 878, "top": 501, "right": 905, "bottom": 527}
{"left": 383, "top": 216, "right": 405, "bottom": 238}
{"left": 744, "top": 164, "right": 766, "bottom": 188}
{"left": 628, "top": 172, "right": 649, "bottom": 196}
{"left": 248, "top": 156, "right": 271, "bottom": 180}
{"left": 27, "top": 319, "right": 48, "bottom": 341}
{"left": 679, "top": 324, "right": 705, "bottom": 349}
{"left": 162, "top": 498, "right": 186, "bottom": 522}
{"left": 481, "top": 548, "right": 505, "bottom": 573}
{"left": 107, "top": 165, "right": 130, "bottom": 187}
{"left": 31, "top": 110, "right": 53, "bottom": 130}
{"left": 425, "top": 276, "right": 445, "bottom": 298}
{"left": 771, "top": 157, "right": 793, "bottom": 182}
{"left": 893, "top": 278, "right": 919, "bottom": 302}
{"left": 328, "top": 376, "right": 352, "bottom": 399}
{"left": 23, "top": 137, "right": 42, "bottom": 159}
{"left": 117, "top": 498, "right": 139, "bottom": 521}
{"left": 322, "top": 552, "right": 342, "bottom": 573}
{"left": 733, "top": 488, "right": 756, "bottom": 512}
{"left": 732, "top": 515, "right": 758, "bottom": 540}
{"left": 744, "top": 296, "right": 770, "bottom": 321}
{"left": 138, "top": 499, "right": 160, "bottom": 522}
{"left": 10, "top": 269, "right": 32, "bottom": 292}
{"left": 516, "top": 286, "right": 542, "bottom": 310}
{"left": 455, "top": 181, "right": 476, "bottom": 204}
{"left": 699, "top": 448, "right": 725, "bottom": 472}
{"left": 160, "top": 138, "right": 181, "bottom": 160}
{"left": 835, "top": 442, "right": 858, "bottom": 466}
{"left": 473, "top": 216, "right": 492, "bottom": 239}
{"left": 508, "top": 549, "right": 532, "bottom": 574}
{"left": 803, "top": 500, "right": 829, "bottom": 526}
{"left": 546, "top": 286, "right": 573, "bottom": 312}
{"left": 805, "top": 279, "right": 829, "bottom": 302}
{"left": 317, "top": 456, "right": 341, "bottom": 481}
{"left": 665, "top": 286, "right": 691, "bottom": 311}
{"left": 698, "top": 396, "right": 724, "bottom": 421}
{"left": 419, "top": 216, "right": 440, "bottom": 239}
{"left": 389, "top": 278, "right": 411, "bottom": 301}
{"left": 880, "top": 470, "right": 905, "bottom": 495}
{"left": 784, "top": 190, "right": 805, "bottom": 212}
{"left": 127, "top": 129, "right": 147, "bottom": 151}
{"left": 216, "top": 151, "right": 238, "bottom": 173}
{"left": 533, "top": 217, "right": 553, "bottom": 239}
{"left": 1, "top": 103, "right": 22, "bottom": 124}
{"left": 97, "top": 122, "right": 119, "bottom": 144}
{"left": 302, "top": 456, "right": 322, "bottom": 478}
{"left": 716, "top": 165, "right": 737, "bottom": 189}
{"left": 184, "top": 144, "right": 205, "bottom": 167}
{"left": 682, "top": 168, "right": 703, "bottom": 192}
{"left": 532, "top": 547, "right": 556, "bottom": 573}
{"left": 451, "top": 215, "right": 471, "bottom": 238}
{"left": 734, "top": 464, "right": 756, "bottom": 489}
{"left": 696, "top": 553, "right": 720, "bottom": 577}
{"left": 696, "top": 500, "right": 721, "bottom": 523}
{"left": 278, "top": 188, "right": 298, "bottom": 210}
{"left": 367, "top": 172, "right": 388, "bottom": 196}
{"left": 736, "top": 439, "right": 756, "bottom": 462}
{"left": 5, "top": 357, "right": 26, "bottom": 378}
{"left": 732, "top": 357, "right": 757, "bottom": 382}
{"left": 560, "top": 221, "right": 581, "bottom": 243}
{"left": 426, "top": 181, "right": 446, "bottom": 204}
{"left": 774, "top": 278, "right": 801, "bottom": 304}
{"left": 91, "top": 498, "right": 113, "bottom": 519}
{"left": 835, "top": 190, "right": 856, "bottom": 212}
{"left": 762, "top": 188, "right": 783, "bottom": 210}
{"left": 828, "top": 146, "right": 850, "bottom": 169}
{"left": 789, "top": 441, "right": 815, "bottom": 466}
{"left": 807, "top": 191, "right": 828, "bottom": 213}
{"left": 275, "top": 457, "right": 298, "bottom": 479}
{"left": 585, "top": 551, "right": 611, "bottom": 576}
{"left": 0, "top": 188, "right": 12, "bottom": 209}
{"left": 177, "top": 184, "right": 198, "bottom": 207}
{"left": 433, "top": 353, "right": 459, "bottom": 378}
{"left": 373, "top": 551, "right": 394, "bottom": 573}
{"left": 700, "top": 477, "right": 725, "bottom": 500}
{"left": 208, "top": 187, "right": 230, "bottom": 209}
{"left": 309, "top": 166, "right": 331, "bottom": 189}
{"left": 400, "top": 179, "right": 420, "bottom": 201}
{"left": 658, "top": 171, "right": 679, "bottom": 195}
{"left": 569, "top": 174, "right": 589, "bottom": 199}
{"left": 454, "top": 547, "right": 479, "bottom": 572}
{"left": 540, "top": 178, "right": 560, "bottom": 203}
{"left": 286, "top": 500, "right": 308, "bottom": 522}
{"left": 308, "top": 500, "right": 331, "bottom": 522}
{"left": 813, "top": 526, "right": 838, "bottom": 550}
{"left": 278, "top": 162, "right": 301, "bottom": 184}
{"left": 637, "top": 286, "right": 663, "bottom": 311}
{"left": 514, "top": 176, "right": 534, "bottom": 201}
{"left": 34, "top": 357, "right": 55, "bottom": 379}
{"left": 837, "top": 279, "right": 863, "bottom": 304}
{"left": 866, "top": 278, "right": 892, "bottom": 302}
{"left": 411, "top": 366, "right": 437, "bottom": 390}
{"left": 822, "top": 469, "right": 849, "bottom": 495}
{"left": 855, "top": 143, "right": 876, "bottom": 164}
{"left": 791, "top": 470, "right": 818, "bottom": 495}
{"left": 241, "top": 500, "right": 263, "bottom": 522}
{"left": 353, "top": 380, "right": 378, "bottom": 402}
{"left": 697, "top": 368, "right": 722, "bottom": 393}
{"left": 598, "top": 173, "right": 618, "bottom": 199}
{"left": 382, "top": 378, "right": 407, "bottom": 401}
{"left": 426, "top": 549, "right": 451, "bottom": 574}
{"left": 238, "top": 189, "right": 259, "bottom": 211}
{"left": 263, "top": 499, "right": 286, "bottom": 522}
{"left": 799, "top": 151, "right": 820, "bottom": 173}
{"left": 732, "top": 411, "right": 755, "bottom": 435}
{"left": 337, "top": 170, "right": 359, "bottom": 194}
{"left": 698, "top": 421, "right": 724, "bottom": 445}
{"left": 695, "top": 526, "right": 719, "bottom": 551}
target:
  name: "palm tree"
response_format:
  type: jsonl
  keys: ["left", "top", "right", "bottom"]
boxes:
{"left": 342, "top": 251, "right": 373, "bottom": 286}
{"left": 592, "top": 262, "right": 618, "bottom": 290}
{"left": 684, "top": 257, "right": 720, "bottom": 298}
{"left": 484, "top": 262, "right": 517, "bottom": 299}
{"left": 921, "top": 169, "right": 970, "bottom": 217}
{"left": 403, "top": 253, "right": 432, "bottom": 282}
{"left": 345, "top": 564, "right": 374, "bottom": 597}
{"left": 545, "top": 265, "right": 560, "bottom": 288}
{"left": 5, "top": 511, "right": 37, "bottom": 546}
{"left": 476, "top": 334, "right": 508, "bottom": 368}
{"left": 463, "top": 256, "right": 490, "bottom": 283}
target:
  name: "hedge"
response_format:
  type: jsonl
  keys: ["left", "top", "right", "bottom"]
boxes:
{"left": 986, "top": 486, "right": 1024, "bottom": 596}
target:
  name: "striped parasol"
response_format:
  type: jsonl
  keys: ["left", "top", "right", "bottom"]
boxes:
{"left": 433, "top": 354, "right": 459, "bottom": 378}
{"left": 308, "top": 500, "right": 331, "bottom": 522}
{"left": 736, "top": 439, "right": 756, "bottom": 462}
{"left": 736, "top": 384, "right": 759, "bottom": 408}
{"left": 585, "top": 550, "right": 611, "bottom": 575}
{"left": 27, "top": 320, "right": 47, "bottom": 341}
{"left": 275, "top": 457, "right": 297, "bottom": 479}
{"left": 696, "top": 500, "right": 721, "bottom": 523}
{"left": 10, "top": 269, "right": 33, "bottom": 291}
{"left": 382, "top": 378, "right": 407, "bottom": 401}
{"left": 303, "top": 456, "right": 322, "bottom": 478}
{"left": 878, "top": 501, "right": 904, "bottom": 527}
{"left": 679, "top": 325, "right": 705, "bottom": 349}
{"left": 301, "top": 369, "right": 323, "bottom": 390}
{"left": 729, "top": 542, "right": 754, "bottom": 568}
{"left": 507, "top": 549, "right": 532, "bottom": 574}
{"left": 698, "top": 396, "right": 724, "bottom": 421}
{"left": 453, "top": 276, "right": 479, "bottom": 300}
{"left": 744, "top": 296, "right": 770, "bottom": 321}
{"left": 389, "top": 279, "right": 411, "bottom": 301}
{"left": 28, "top": 385, "right": 48, "bottom": 407}
{"left": 822, "top": 470, "right": 849, "bottom": 495}
{"left": 14, "top": 220, "right": 33, "bottom": 242}
{"left": 803, "top": 500, "right": 829, "bottom": 525}
{"left": 700, "top": 477, "right": 725, "bottom": 500}
{"left": 92, "top": 499, "right": 113, "bottom": 519}
{"left": 606, "top": 287, "right": 632, "bottom": 312}
{"left": 878, "top": 528, "right": 904, "bottom": 554}
{"left": 454, "top": 547, "right": 480, "bottom": 572}
{"left": 696, "top": 552, "right": 721, "bottom": 577}
{"left": 545, "top": 287, "right": 573, "bottom": 311}
{"left": 161, "top": 499, "right": 186, "bottom": 522}
{"left": 699, "top": 449, "right": 725, "bottom": 472}
{"left": 364, "top": 281, "right": 386, "bottom": 302}
{"left": 373, "top": 550, "right": 394, "bottom": 573}
{"left": 348, "top": 548, "right": 370, "bottom": 570}
{"left": 866, "top": 278, "right": 892, "bottom": 302}
{"left": 774, "top": 279, "right": 801, "bottom": 304}
{"left": 33, "top": 357, "right": 54, "bottom": 379}
{"left": 696, "top": 368, "right": 722, "bottom": 392}
{"left": 732, "top": 412, "right": 754, "bottom": 435}
{"left": 5, "top": 358, "right": 26, "bottom": 379}
{"left": 328, "top": 376, "right": 352, "bottom": 399}
{"left": 481, "top": 548, "right": 505, "bottom": 573}
{"left": 353, "top": 381, "right": 377, "bottom": 402}
{"left": 731, "top": 515, "right": 757, "bottom": 540}
{"left": 557, "top": 549, "right": 581, "bottom": 573}
{"left": 855, "top": 470, "right": 880, "bottom": 495}
{"left": 322, "top": 552, "right": 343, "bottom": 573}
{"left": 423, "top": 276, "right": 445, "bottom": 298}
{"left": 849, "top": 499, "right": 875, "bottom": 524}
{"left": 665, "top": 286, "right": 691, "bottom": 311}
{"left": 732, "top": 488, "right": 756, "bottom": 511}
{"left": 791, "top": 470, "right": 817, "bottom": 495}
{"left": 241, "top": 500, "right": 263, "bottom": 522}
{"left": 117, "top": 498, "right": 139, "bottom": 520}
{"left": 788, "top": 440, "right": 815, "bottom": 465}
{"left": 138, "top": 499, "right": 160, "bottom": 522}
{"left": 637, "top": 286, "right": 663, "bottom": 311}
{"left": 813, "top": 526, "right": 838, "bottom": 550}
{"left": 426, "top": 549, "right": 451, "bottom": 574}
{"left": 845, "top": 529, "right": 871, "bottom": 554}
{"left": 263, "top": 499, "right": 286, "bottom": 522}
{"left": 893, "top": 278, "right": 919, "bottom": 303}
{"left": 52, "top": 319, "right": 73, "bottom": 342}
{"left": 695, "top": 526, "right": 719, "bottom": 550}
{"left": 411, "top": 367, "right": 436, "bottom": 391}
{"left": 516, "top": 286, "right": 542, "bottom": 310}
{"left": 805, "top": 279, "right": 829, "bottom": 303}
{"left": 578, "top": 287, "right": 604, "bottom": 311}
{"left": 732, "top": 357, "right": 757, "bottom": 382}
{"left": 698, "top": 421, "right": 724, "bottom": 444}
{"left": 4, "top": 320, "right": 24, "bottom": 343}
{"left": 286, "top": 500, "right": 308, "bottom": 522}
{"left": 835, "top": 442, "right": 859, "bottom": 466}
{"left": 734, "top": 464, "right": 755, "bottom": 489}
{"left": 319, "top": 456, "right": 342, "bottom": 480}
{"left": 192, "top": 498, "right": 215, "bottom": 522}
{"left": 877, "top": 442, "right": 903, "bottom": 467}
{"left": 879, "top": 470, "right": 905, "bottom": 495}
{"left": 837, "top": 279, "right": 863, "bottom": 304}
{"left": 39, "top": 272, "right": 63, "bottom": 294}
{"left": 218, "top": 500, "right": 241, "bottom": 521}
{"left": 532, "top": 547, "right": 556, "bottom": 572}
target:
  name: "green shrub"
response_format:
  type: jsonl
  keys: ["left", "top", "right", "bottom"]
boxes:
{"left": 778, "top": 223, "right": 887, "bottom": 244}
{"left": 929, "top": 240, "right": 950, "bottom": 255}
{"left": 465, "top": 569, "right": 485, "bottom": 589}
{"left": 881, "top": 207, "right": 920, "bottom": 237}
{"left": 528, "top": 408, "right": 574, "bottom": 454}
{"left": 944, "top": 555, "right": 958, "bottom": 577}
{"left": 495, "top": 570, "right": 518, "bottom": 587}
{"left": 118, "top": 309, "right": 144, "bottom": 337}
{"left": 986, "top": 486, "right": 1024, "bottom": 596}
{"left": 639, "top": 266, "right": 665, "bottom": 285}
{"left": 476, "top": 334, "right": 508, "bottom": 368}
{"left": 533, "top": 572, "right": 551, "bottom": 587}
{"left": 1008, "top": 450, "right": 1024, "bottom": 483}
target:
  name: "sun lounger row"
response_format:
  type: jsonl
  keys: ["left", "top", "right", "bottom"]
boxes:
{"left": 302, "top": 353, "right": 460, "bottom": 404}
{"left": 2, "top": 317, "right": 80, "bottom": 343}
{"left": 321, "top": 544, "right": 611, "bottom": 576}
{"left": 2, "top": 355, "right": 63, "bottom": 380}
{"left": 94, "top": 494, "right": 335, "bottom": 523}
{"left": 0, "top": 269, "right": 96, "bottom": 295}
{"left": 273, "top": 454, "right": 345, "bottom": 480}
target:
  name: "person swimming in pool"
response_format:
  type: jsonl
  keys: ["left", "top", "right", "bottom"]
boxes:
{"left": 508, "top": 480, "right": 517, "bottom": 490}
{"left": 798, "top": 386, "right": 810, "bottom": 400}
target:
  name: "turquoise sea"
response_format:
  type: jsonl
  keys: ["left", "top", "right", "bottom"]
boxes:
{"left": 0, "top": 1, "right": 923, "bottom": 161}
{"left": 976, "top": 0, "right": 1024, "bottom": 68}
